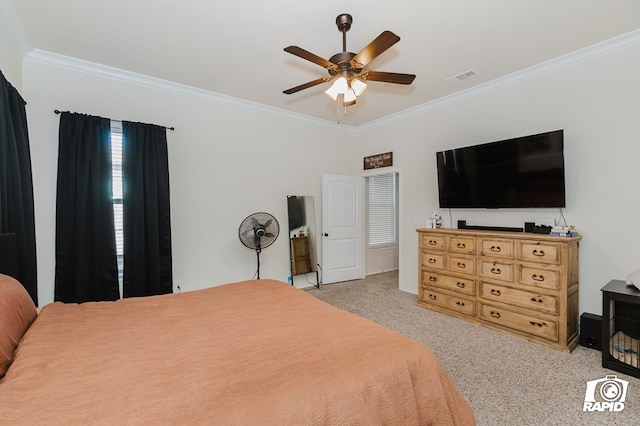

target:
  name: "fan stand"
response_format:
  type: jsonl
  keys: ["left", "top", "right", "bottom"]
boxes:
{"left": 238, "top": 212, "right": 280, "bottom": 280}
{"left": 254, "top": 243, "right": 262, "bottom": 279}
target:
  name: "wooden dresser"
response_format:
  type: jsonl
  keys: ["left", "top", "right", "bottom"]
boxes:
{"left": 290, "top": 236, "right": 311, "bottom": 275}
{"left": 416, "top": 228, "right": 581, "bottom": 352}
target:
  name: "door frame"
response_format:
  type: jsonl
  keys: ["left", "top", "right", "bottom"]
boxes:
{"left": 363, "top": 167, "right": 402, "bottom": 286}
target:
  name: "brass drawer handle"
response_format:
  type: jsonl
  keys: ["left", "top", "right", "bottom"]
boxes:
{"left": 529, "top": 321, "right": 544, "bottom": 327}
{"left": 457, "top": 242, "right": 466, "bottom": 249}
{"left": 530, "top": 296, "right": 543, "bottom": 303}
{"left": 456, "top": 282, "right": 465, "bottom": 289}
{"left": 490, "top": 245, "right": 501, "bottom": 252}
{"left": 490, "top": 289, "right": 501, "bottom": 296}
{"left": 457, "top": 262, "right": 466, "bottom": 269}
{"left": 429, "top": 294, "right": 437, "bottom": 301}
{"left": 532, "top": 274, "right": 545, "bottom": 282}
{"left": 490, "top": 311, "right": 501, "bottom": 319}
{"left": 532, "top": 249, "right": 545, "bottom": 257}
{"left": 429, "top": 276, "right": 437, "bottom": 282}
{"left": 428, "top": 258, "right": 437, "bottom": 264}
{"left": 428, "top": 239, "right": 437, "bottom": 245}
{"left": 491, "top": 267, "right": 501, "bottom": 275}
{"left": 456, "top": 301, "right": 465, "bottom": 307}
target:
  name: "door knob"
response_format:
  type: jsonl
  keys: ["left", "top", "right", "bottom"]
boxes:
{"left": 324, "top": 233, "right": 329, "bottom": 237}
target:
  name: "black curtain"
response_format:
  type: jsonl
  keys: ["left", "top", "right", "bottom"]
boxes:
{"left": 122, "top": 121, "right": 172, "bottom": 297}
{"left": 55, "top": 112, "right": 119, "bottom": 303}
{"left": 0, "top": 71, "right": 38, "bottom": 304}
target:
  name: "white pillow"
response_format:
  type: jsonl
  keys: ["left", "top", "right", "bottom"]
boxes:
{"left": 626, "top": 269, "right": 640, "bottom": 291}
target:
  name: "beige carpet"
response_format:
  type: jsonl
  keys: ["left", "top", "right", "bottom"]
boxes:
{"left": 308, "top": 271, "right": 639, "bottom": 426}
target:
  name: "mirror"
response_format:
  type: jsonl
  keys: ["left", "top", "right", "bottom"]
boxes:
{"left": 287, "top": 195, "right": 319, "bottom": 288}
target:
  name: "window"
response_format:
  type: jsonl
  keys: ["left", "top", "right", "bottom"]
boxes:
{"left": 367, "top": 173, "right": 398, "bottom": 249}
{"left": 110, "top": 124, "right": 124, "bottom": 290}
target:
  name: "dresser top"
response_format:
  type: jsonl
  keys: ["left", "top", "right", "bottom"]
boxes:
{"left": 416, "top": 227, "right": 582, "bottom": 242}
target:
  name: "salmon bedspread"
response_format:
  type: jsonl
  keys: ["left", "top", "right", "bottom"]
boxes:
{"left": 0, "top": 279, "right": 475, "bottom": 425}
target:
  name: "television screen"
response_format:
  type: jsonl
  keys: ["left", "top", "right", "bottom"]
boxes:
{"left": 287, "top": 196, "right": 305, "bottom": 229}
{"left": 436, "top": 130, "right": 566, "bottom": 208}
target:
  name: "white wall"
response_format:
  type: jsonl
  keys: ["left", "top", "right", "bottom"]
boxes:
{"left": 22, "top": 58, "right": 355, "bottom": 305}
{"left": 15, "top": 29, "right": 640, "bottom": 316}
{"left": 0, "top": 13, "right": 22, "bottom": 89}
{"left": 355, "top": 42, "right": 640, "bottom": 316}
{"left": 366, "top": 246, "right": 398, "bottom": 275}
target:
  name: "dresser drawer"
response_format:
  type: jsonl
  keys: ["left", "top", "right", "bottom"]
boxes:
{"left": 480, "top": 238, "right": 514, "bottom": 259}
{"left": 448, "top": 255, "right": 475, "bottom": 275}
{"left": 479, "top": 260, "right": 514, "bottom": 282}
{"left": 419, "top": 234, "right": 445, "bottom": 250}
{"left": 421, "top": 270, "right": 441, "bottom": 286}
{"left": 519, "top": 265, "right": 560, "bottom": 290}
{"left": 422, "top": 272, "right": 475, "bottom": 296}
{"left": 448, "top": 236, "right": 475, "bottom": 254}
{"left": 479, "top": 303, "right": 559, "bottom": 342}
{"left": 422, "top": 289, "right": 475, "bottom": 316}
{"left": 479, "top": 282, "right": 558, "bottom": 315}
{"left": 420, "top": 251, "right": 445, "bottom": 269}
{"left": 519, "top": 241, "right": 560, "bottom": 264}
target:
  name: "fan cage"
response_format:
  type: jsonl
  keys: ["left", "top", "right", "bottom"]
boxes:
{"left": 238, "top": 212, "right": 280, "bottom": 250}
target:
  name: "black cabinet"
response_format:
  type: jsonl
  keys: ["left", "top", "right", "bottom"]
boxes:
{"left": 601, "top": 280, "right": 640, "bottom": 379}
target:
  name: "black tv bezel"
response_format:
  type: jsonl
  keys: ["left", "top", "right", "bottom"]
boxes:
{"left": 436, "top": 130, "right": 566, "bottom": 209}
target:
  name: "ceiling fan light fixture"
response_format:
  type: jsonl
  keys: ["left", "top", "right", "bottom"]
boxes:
{"left": 350, "top": 78, "right": 367, "bottom": 97}
{"left": 343, "top": 88, "right": 357, "bottom": 103}
{"left": 283, "top": 14, "right": 416, "bottom": 113}
{"left": 324, "top": 75, "right": 348, "bottom": 100}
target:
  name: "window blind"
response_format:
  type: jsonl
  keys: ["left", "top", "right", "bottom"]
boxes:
{"left": 368, "top": 173, "right": 397, "bottom": 248}
{"left": 110, "top": 125, "right": 124, "bottom": 285}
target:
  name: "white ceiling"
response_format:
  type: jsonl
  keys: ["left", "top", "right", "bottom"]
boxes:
{"left": 7, "top": 0, "right": 640, "bottom": 126}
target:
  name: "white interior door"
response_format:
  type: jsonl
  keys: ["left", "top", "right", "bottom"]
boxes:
{"left": 321, "top": 174, "right": 365, "bottom": 284}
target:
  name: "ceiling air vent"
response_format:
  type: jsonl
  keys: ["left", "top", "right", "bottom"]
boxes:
{"left": 446, "top": 69, "right": 478, "bottom": 83}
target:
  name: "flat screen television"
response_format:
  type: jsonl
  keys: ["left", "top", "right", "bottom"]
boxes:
{"left": 436, "top": 130, "right": 566, "bottom": 208}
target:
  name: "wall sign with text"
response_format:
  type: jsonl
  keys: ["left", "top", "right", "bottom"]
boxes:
{"left": 364, "top": 152, "right": 393, "bottom": 170}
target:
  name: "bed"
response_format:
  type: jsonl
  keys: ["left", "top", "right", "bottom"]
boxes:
{"left": 0, "top": 273, "right": 475, "bottom": 425}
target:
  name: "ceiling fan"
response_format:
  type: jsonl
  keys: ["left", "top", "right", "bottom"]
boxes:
{"left": 283, "top": 13, "right": 416, "bottom": 107}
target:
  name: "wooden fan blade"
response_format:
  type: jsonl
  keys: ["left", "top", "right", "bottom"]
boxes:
{"left": 283, "top": 77, "right": 330, "bottom": 95}
{"left": 363, "top": 71, "right": 416, "bottom": 85}
{"left": 351, "top": 31, "right": 400, "bottom": 68}
{"left": 284, "top": 46, "right": 336, "bottom": 70}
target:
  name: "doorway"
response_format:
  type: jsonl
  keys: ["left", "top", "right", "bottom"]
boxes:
{"left": 365, "top": 171, "right": 399, "bottom": 278}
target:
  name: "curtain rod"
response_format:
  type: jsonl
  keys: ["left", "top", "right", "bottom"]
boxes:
{"left": 54, "top": 110, "right": 175, "bottom": 131}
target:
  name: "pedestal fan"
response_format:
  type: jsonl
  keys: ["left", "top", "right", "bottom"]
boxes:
{"left": 238, "top": 212, "right": 279, "bottom": 279}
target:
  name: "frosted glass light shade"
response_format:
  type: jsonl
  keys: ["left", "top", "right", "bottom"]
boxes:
{"left": 351, "top": 78, "right": 367, "bottom": 96}
{"left": 324, "top": 76, "right": 348, "bottom": 101}
{"left": 343, "top": 88, "right": 357, "bottom": 103}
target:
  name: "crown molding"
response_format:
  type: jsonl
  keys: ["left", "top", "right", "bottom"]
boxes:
{"left": 21, "top": 28, "right": 640, "bottom": 133}
{"left": 359, "top": 28, "right": 640, "bottom": 131}
{"left": 24, "top": 49, "right": 351, "bottom": 131}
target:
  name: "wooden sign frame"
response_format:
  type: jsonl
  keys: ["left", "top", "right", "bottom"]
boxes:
{"left": 363, "top": 152, "right": 393, "bottom": 170}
